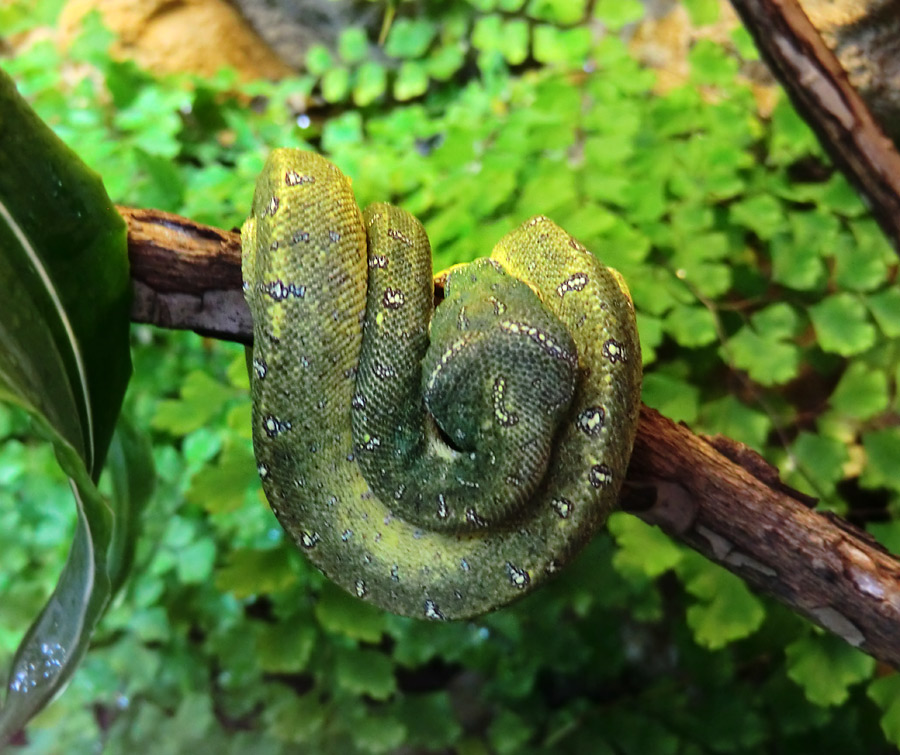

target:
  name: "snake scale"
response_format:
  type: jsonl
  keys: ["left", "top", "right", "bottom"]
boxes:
{"left": 241, "top": 149, "right": 642, "bottom": 620}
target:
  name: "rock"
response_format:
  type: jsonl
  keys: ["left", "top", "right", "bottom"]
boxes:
{"left": 59, "top": 0, "right": 292, "bottom": 80}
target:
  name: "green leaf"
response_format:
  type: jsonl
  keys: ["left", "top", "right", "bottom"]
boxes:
{"left": 809, "top": 293, "right": 877, "bottom": 357}
{"left": 671, "top": 255, "right": 731, "bottom": 300}
{"left": 684, "top": 0, "right": 720, "bottom": 24}
{"left": 393, "top": 692, "right": 462, "bottom": 749}
{"left": 688, "top": 40, "right": 738, "bottom": 87}
{"left": 583, "top": 133, "right": 636, "bottom": 171}
{"left": 700, "top": 395, "right": 772, "bottom": 451}
{"left": 790, "top": 207, "right": 840, "bottom": 248}
{"left": 186, "top": 440, "right": 258, "bottom": 514}
{"left": 338, "top": 27, "right": 369, "bottom": 64}
{"left": 353, "top": 61, "right": 387, "bottom": 107}
{"left": 789, "top": 432, "right": 848, "bottom": 494}
{"left": 637, "top": 315, "right": 663, "bottom": 365}
{"left": 867, "top": 521, "right": 900, "bottom": 555}
{"left": 351, "top": 713, "right": 407, "bottom": 754}
{"left": 113, "top": 86, "right": 187, "bottom": 159}
{"left": 729, "top": 194, "right": 784, "bottom": 240}
{"left": 256, "top": 622, "right": 316, "bottom": 674}
{"left": 321, "top": 112, "right": 364, "bottom": 151}
{"left": 867, "top": 288, "right": 900, "bottom": 338}
{"left": 472, "top": 16, "right": 529, "bottom": 65}
{"left": 384, "top": 18, "right": 436, "bottom": 59}
{"left": 527, "top": 0, "right": 587, "bottom": 24}
{"left": 393, "top": 61, "right": 429, "bottom": 101}
{"left": 640, "top": 372, "right": 700, "bottom": 424}
{"left": 829, "top": 362, "right": 889, "bottom": 421}
{"left": 314, "top": 582, "right": 385, "bottom": 643}
{"left": 175, "top": 538, "right": 216, "bottom": 585}
{"left": 335, "top": 647, "right": 396, "bottom": 700}
{"left": 593, "top": 0, "right": 643, "bottom": 31}
{"left": 602, "top": 710, "right": 679, "bottom": 754}
{"left": 0, "top": 68, "right": 136, "bottom": 741}
{"left": 786, "top": 632, "right": 875, "bottom": 707}
{"left": 608, "top": 513, "right": 683, "bottom": 580}
{"left": 104, "top": 419, "right": 155, "bottom": 596}
{"left": 472, "top": 15, "right": 503, "bottom": 53}
{"left": 305, "top": 45, "right": 334, "bottom": 76}
{"left": 0, "top": 0, "right": 62, "bottom": 34}
{"left": 682, "top": 558, "right": 765, "bottom": 650}
{"left": 151, "top": 371, "right": 237, "bottom": 436}
{"left": 770, "top": 233, "right": 826, "bottom": 291}
{"left": 768, "top": 98, "right": 822, "bottom": 164}
{"left": 532, "top": 25, "right": 591, "bottom": 66}
{"left": 820, "top": 173, "right": 867, "bottom": 216}
{"left": 427, "top": 43, "right": 466, "bottom": 81}
{"left": 833, "top": 230, "right": 888, "bottom": 293}
{"left": 488, "top": 709, "right": 534, "bottom": 755}
{"left": 868, "top": 674, "right": 900, "bottom": 747}
{"left": 264, "top": 685, "right": 327, "bottom": 744}
{"left": 725, "top": 313, "right": 799, "bottom": 386}
{"left": 663, "top": 303, "right": 718, "bottom": 348}
{"left": 215, "top": 547, "right": 297, "bottom": 599}
{"left": 321, "top": 67, "right": 351, "bottom": 104}
{"left": 132, "top": 148, "right": 186, "bottom": 212}
{"left": 861, "top": 428, "right": 900, "bottom": 491}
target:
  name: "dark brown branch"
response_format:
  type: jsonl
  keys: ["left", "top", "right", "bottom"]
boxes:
{"left": 623, "top": 407, "right": 900, "bottom": 668}
{"left": 728, "top": 0, "right": 900, "bottom": 252}
{"left": 123, "top": 206, "right": 250, "bottom": 343}
{"left": 125, "top": 207, "right": 900, "bottom": 668}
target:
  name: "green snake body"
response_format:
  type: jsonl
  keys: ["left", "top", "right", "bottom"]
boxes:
{"left": 242, "top": 149, "right": 642, "bottom": 620}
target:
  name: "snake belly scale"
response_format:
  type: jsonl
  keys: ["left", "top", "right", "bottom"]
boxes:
{"left": 242, "top": 149, "right": 642, "bottom": 620}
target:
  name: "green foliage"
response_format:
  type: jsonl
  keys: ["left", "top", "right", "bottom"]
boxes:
{"left": 682, "top": 556, "right": 766, "bottom": 650}
{"left": 809, "top": 293, "right": 878, "bottom": 357}
{"left": 3, "top": 0, "right": 900, "bottom": 751}
{"left": 594, "top": 0, "right": 644, "bottom": 31}
{"left": 786, "top": 631, "right": 876, "bottom": 707}
{"left": 0, "top": 63, "right": 152, "bottom": 742}
{"left": 869, "top": 674, "right": 900, "bottom": 745}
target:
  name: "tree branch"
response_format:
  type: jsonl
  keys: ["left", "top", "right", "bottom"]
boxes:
{"left": 727, "top": 0, "right": 900, "bottom": 252}
{"left": 624, "top": 407, "right": 900, "bottom": 668}
{"left": 124, "top": 206, "right": 250, "bottom": 343}
{"left": 123, "top": 205, "right": 900, "bottom": 668}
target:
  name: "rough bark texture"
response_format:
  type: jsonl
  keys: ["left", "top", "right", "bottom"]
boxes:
{"left": 729, "top": 0, "right": 900, "bottom": 252}
{"left": 624, "top": 407, "right": 900, "bottom": 669}
{"left": 124, "top": 208, "right": 900, "bottom": 669}
{"left": 122, "top": 206, "right": 250, "bottom": 343}
{"left": 800, "top": 0, "right": 900, "bottom": 145}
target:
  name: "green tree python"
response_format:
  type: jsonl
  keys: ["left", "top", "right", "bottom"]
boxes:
{"left": 242, "top": 149, "right": 642, "bottom": 620}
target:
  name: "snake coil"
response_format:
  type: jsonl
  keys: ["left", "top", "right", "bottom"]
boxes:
{"left": 242, "top": 149, "right": 642, "bottom": 620}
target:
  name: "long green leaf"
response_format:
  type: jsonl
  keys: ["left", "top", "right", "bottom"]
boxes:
{"left": 0, "top": 65, "right": 143, "bottom": 743}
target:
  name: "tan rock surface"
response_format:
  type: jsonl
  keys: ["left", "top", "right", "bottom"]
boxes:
{"left": 58, "top": 0, "right": 292, "bottom": 79}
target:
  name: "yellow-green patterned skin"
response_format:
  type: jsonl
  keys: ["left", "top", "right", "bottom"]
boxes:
{"left": 241, "top": 149, "right": 642, "bottom": 620}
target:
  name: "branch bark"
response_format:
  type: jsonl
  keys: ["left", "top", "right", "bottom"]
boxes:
{"left": 124, "top": 206, "right": 249, "bottom": 343}
{"left": 624, "top": 408, "right": 900, "bottom": 668}
{"left": 728, "top": 0, "right": 900, "bottom": 252}
{"left": 123, "top": 205, "right": 900, "bottom": 669}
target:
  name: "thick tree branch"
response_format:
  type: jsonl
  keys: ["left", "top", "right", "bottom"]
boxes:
{"left": 124, "top": 206, "right": 250, "bottom": 343}
{"left": 624, "top": 407, "right": 900, "bottom": 668}
{"left": 728, "top": 0, "right": 900, "bottom": 252}
{"left": 124, "top": 206, "right": 900, "bottom": 668}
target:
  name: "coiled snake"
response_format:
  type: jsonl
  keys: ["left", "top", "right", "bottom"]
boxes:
{"left": 242, "top": 149, "right": 642, "bottom": 620}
